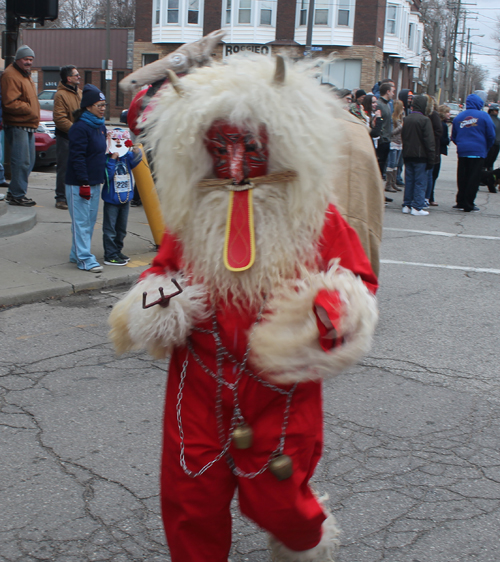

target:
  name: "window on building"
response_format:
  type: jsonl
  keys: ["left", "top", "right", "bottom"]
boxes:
{"left": 260, "top": 8, "right": 272, "bottom": 25}
{"left": 225, "top": 0, "right": 232, "bottom": 24}
{"left": 337, "top": 0, "right": 350, "bottom": 26}
{"left": 116, "top": 71, "right": 124, "bottom": 106}
{"left": 315, "top": 9, "right": 328, "bottom": 25}
{"left": 84, "top": 70, "right": 92, "bottom": 85}
{"left": 386, "top": 4, "right": 397, "bottom": 35}
{"left": 238, "top": 0, "right": 251, "bottom": 24}
{"left": 323, "top": 59, "right": 361, "bottom": 90}
{"left": 300, "top": 0, "right": 308, "bottom": 26}
{"left": 416, "top": 29, "right": 422, "bottom": 55}
{"left": 188, "top": 0, "right": 199, "bottom": 23}
{"left": 167, "top": 0, "right": 179, "bottom": 23}
{"left": 408, "top": 22, "right": 414, "bottom": 48}
{"left": 155, "top": 0, "right": 160, "bottom": 24}
{"left": 143, "top": 53, "right": 159, "bottom": 66}
{"left": 100, "top": 71, "right": 106, "bottom": 95}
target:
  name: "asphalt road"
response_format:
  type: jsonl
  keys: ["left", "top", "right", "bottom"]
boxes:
{"left": 2, "top": 145, "right": 500, "bottom": 561}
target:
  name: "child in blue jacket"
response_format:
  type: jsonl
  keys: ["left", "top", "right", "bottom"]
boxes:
{"left": 102, "top": 129, "right": 142, "bottom": 265}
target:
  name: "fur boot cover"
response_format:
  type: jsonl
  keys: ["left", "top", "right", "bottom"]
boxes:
{"left": 108, "top": 274, "right": 208, "bottom": 359}
{"left": 250, "top": 262, "right": 378, "bottom": 384}
{"left": 269, "top": 513, "right": 340, "bottom": 562}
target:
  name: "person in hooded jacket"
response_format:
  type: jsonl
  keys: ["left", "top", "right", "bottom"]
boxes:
{"left": 65, "top": 84, "right": 107, "bottom": 272}
{"left": 401, "top": 94, "right": 435, "bottom": 216}
{"left": 425, "top": 97, "right": 443, "bottom": 206}
{"left": 484, "top": 104, "right": 500, "bottom": 171}
{"left": 451, "top": 93, "right": 496, "bottom": 212}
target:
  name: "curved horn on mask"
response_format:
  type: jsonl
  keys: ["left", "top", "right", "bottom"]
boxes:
{"left": 273, "top": 55, "right": 286, "bottom": 85}
{"left": 167, "top": 69, "right": 184, "bottom": 97}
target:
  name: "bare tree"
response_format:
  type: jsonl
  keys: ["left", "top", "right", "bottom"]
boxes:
{"left": 94, "top": 0, "right": 136, "bottom": 28}
{"left": 55, "top": 0, "right": 100, "bottom": 28}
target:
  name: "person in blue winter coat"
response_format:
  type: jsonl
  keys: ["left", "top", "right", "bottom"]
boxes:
{"left": 451, "top": 93, "right": 496, "bottom": 212}
{"left": 102, "top": 128, "right": 142, "bottom": 266}
{"left": 66, "top": 84, "right": 107, "bottom": 272}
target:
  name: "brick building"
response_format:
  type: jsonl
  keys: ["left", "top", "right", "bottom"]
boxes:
{"left": 133, "top": 0, "right": 424, "bottom": 94}
{"left": 21, "top": 28, "right": 135, "bottom": 118}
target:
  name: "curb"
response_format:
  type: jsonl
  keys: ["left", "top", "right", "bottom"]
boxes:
{"left": 0, "top": 270, "right": 141, "bottom": 308}
{"left": 0, "top": 205, "right": 37, "bottom": 237}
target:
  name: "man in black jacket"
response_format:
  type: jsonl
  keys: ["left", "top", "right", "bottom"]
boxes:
{"left": 376, "top": 82, "right": 395, "bottom": 175}
{"left": 401, "top": 95, "right": 435, "bottom": 216}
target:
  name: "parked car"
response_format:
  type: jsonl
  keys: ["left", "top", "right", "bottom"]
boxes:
{"left": 447, "top": 103, "right": 461, "bottom": 121}
{"left": 38, "top": 90, "right": 57, "bottom": 111}
{"left": 35, "top": 109, "right": 57, "bottom": 167}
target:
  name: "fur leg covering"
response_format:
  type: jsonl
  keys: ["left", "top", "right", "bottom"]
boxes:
{"left": 269, "top": 514, "right": 340, "bottom": 562}
{"left": 108, "top": 273, "right": 208, "bottom": 359}
{"left": 250, "top": 263, "right": 378, "bottom": 384}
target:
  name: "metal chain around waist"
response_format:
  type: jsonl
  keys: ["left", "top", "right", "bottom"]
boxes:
{"left": 176, "top": 304, "right": 298, "bottom": 479}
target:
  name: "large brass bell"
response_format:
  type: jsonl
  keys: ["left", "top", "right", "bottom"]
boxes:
{"left": 232, "top": 423, "right": 253, "bottom": 449}
{"left": 269, "top": 454, "right": 293, "bottom": 481}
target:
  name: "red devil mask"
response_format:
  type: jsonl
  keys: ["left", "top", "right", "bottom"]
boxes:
{"left": 204, "top": 121, "right": 269, "bottom": 184}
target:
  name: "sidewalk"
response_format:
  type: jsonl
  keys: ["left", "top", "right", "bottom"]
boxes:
{"left": 0, "top": 168, "right": 157, "bottom": 307}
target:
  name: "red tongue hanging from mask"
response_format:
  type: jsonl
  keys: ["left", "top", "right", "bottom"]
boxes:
{"left": 204, "top": 121, "right": 269, "bottom": 272}
{"left": 224, "top": 141, "right": 255, "bottom": 271}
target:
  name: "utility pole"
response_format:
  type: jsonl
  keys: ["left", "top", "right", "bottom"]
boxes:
{"left": 105, "top": 0, "right": 111, "bottom": 120}
{"left": 456, "top": 12, "right": 466, "bottom": 102}
{"left": 463, "top": 28, "right": 471, "bottom": 99}
{"left": 428, "top": 22, "right": 440, "bottom": 96}
{"left": 440, "top": 24, "right": 451, "bottom": 103}
{"left": 305, "top": 0, "right": 316, "bottom": 58}
{"left": 449, "top": 0, "right": 461, "bottom": 101}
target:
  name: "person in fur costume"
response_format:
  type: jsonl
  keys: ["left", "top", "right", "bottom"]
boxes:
{"left": 109, "top": 54, "right": 378, "bottom": 562}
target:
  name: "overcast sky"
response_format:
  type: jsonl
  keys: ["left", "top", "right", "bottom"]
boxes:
{"left": 466, "top": 0, "right": 500, "bottom": 90}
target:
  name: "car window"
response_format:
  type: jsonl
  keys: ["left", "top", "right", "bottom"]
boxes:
{"left": 38, "top": 91, "right": 55, "bottom": 100}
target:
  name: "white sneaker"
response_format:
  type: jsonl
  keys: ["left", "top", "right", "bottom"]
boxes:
{"left": 411, "top": 208, "right": 429, "bottom": 216}
{"left": 402, "top": 206, "right": 411, "bottom": 214}
{"left": 89, "top": 265, "right": 103, "bottom": 273}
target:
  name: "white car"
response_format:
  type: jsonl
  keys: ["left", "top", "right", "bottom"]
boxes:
{"left": 37, "top": 90, "right": 57, "bottom": 111}
{"left": 447, "top": 103, "right": 462, "bottom": 121}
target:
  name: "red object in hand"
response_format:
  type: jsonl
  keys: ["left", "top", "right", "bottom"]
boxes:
{"left": 314, "top": 289, "right": 344, "bottom": 351}
{"left": 125, "top": 139, "right": 133, "bottom": 147}
{"left": 79, "top": 185, "right": 91, "bottom": 200}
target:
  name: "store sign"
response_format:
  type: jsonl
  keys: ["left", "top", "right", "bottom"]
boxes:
{"left": 223, "top": 44, "right": 272, "bottom": 58}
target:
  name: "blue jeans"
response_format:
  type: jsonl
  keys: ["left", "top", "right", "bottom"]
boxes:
{"left": 66, "top": 184, "right": 101, "bottom": 270}
{"left": 5, "top": 127, "right": 36, "bottom": 199}
{"left": 403, "top": 162, "right": 427, "bottom": 211}
{"left": 102, "top": 201, "right": 130, "bottom": 260}
{"left": 386, "top": 148, "right": 401, "bottom": 170}
{"left": 425, "top": 168, "right": 434, "bottom": 201}
{"left": 396, "top": 151, "right": 404, "bottom": 183}
{"left": 0, "top": 131, "right": 6, "bottom": 183}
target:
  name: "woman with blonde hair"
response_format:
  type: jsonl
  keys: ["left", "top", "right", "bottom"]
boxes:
{"left": 385, "top": 99, "right": 405, "bottom": 192}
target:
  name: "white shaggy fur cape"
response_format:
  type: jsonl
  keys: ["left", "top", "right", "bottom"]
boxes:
{"left": 109, "top": 55, "right": 378, "bottom": 381}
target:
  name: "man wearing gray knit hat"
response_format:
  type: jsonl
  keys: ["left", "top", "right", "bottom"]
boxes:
{"left": 0, "top": 45, "right": 40, "bottom": 206}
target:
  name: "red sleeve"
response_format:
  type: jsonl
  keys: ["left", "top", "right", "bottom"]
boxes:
{"left": 314, "top": 205, "right": 378, "bottom": 351}
{"left": 318, "top": 204, "right": 378, "bottom": 295}
{"left": 139, "top": 230, "right": 184, "bottom": 280}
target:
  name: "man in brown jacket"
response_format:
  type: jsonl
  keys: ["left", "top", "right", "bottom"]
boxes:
{"left": 1, "top": 45, "right": 40, "bottom": 206}
{"left": 53, "top": 65, "right": 82, "bottom": 209}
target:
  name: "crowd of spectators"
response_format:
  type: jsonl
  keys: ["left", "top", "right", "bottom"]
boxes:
{"left": 333, "top": 82, "right": 499, "bottom": 215}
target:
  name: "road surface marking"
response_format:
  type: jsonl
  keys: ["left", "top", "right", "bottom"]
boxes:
{"left": 384, "top": 227, "right": 500, "bottom": 241}
{"left": 381, "top": 259, "right": 500, "bottom": 275}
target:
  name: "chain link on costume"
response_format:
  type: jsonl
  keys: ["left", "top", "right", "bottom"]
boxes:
{"left": 176, "top": 305, "right": 298, "bottom": 479}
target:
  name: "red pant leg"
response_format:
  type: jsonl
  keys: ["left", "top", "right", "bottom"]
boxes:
{"left": 161, "top": 350, "right": 238, "bottom": 562}
{"left": 235, "top": 380, "right": 326, "bottom": 552}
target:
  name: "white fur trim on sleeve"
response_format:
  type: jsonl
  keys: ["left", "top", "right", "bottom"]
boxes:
{"left": 250, "top": 264, "right": 378, "bottom": 384}
{"left": 108, "top": 273, "right": 209, "bottom": 359}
